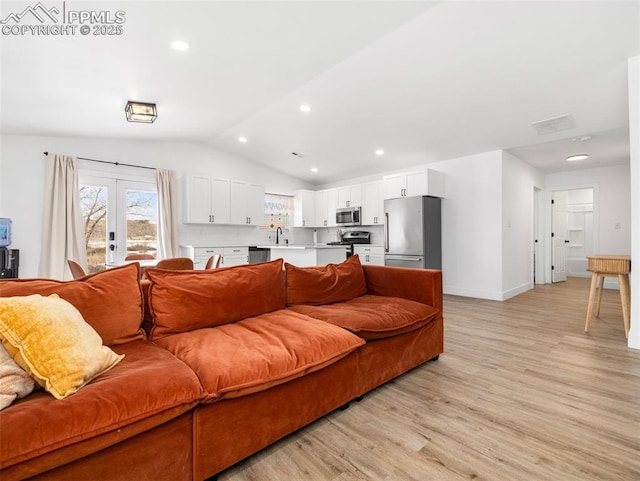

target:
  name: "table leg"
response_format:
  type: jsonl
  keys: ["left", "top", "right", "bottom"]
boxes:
{"left": 618, "top": 274, "right": 631, "bottom": 338}
{"left": 585, "top": 272, "right": 599, "bottom": 333}
{"left": 595, "top": 274, "right": 605, "bottom": 317}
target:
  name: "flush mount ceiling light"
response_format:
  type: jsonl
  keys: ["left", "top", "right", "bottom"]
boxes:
{"left": 375, "top": 149, "right": 385, "bottom": 156}
{"left": 125, "top": 101, "right": 157, "bottom": 123}
{"left": 310, "top": 167, "right": 318, "bottom": 173}
{"left": 299, "top": 104, "right": 311, "bottom": 113}
{"left": 238, "top": 136, "right": 248, "bottom": 143}
{"left": 171, "top": 40, "right": 190, "bottom": 51}
{"left": 566, "top": 154, "right": 589, "bottom": 162}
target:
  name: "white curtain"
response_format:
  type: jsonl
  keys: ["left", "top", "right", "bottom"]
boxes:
{"left": 156, "top": 169, "right": 179, "bottom": 258}
{"left": 39, "top": 154, "right": 87, "bottom": 280}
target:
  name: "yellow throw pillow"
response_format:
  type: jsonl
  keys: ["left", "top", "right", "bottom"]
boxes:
{"left": 0, "top": 294, "right": 124, "bottom": 400}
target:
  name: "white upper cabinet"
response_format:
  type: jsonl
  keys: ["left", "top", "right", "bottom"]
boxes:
{"left": 382, "top": 169, "right": 445, "bottom": 199}
{"left": 184, "top": 174, "right": 262, "bottom": 225}
{"left": 184, "top": 174, "right": 230, "bottom": 224}
{"left": 211, "top": 178, "right": 231, "bottom": 224}
{"left": 337, "top": 184, "right": 362, "bottom": 208}
{"left": 293, "top": 189, "right": 316, "bottom": 228}
{"left": 314, "top": 188, "right": 339, "bottom": 227}
{"left": 362, "top": 180, "right": 384, "bottom": 226}
{"left": 326, "top": 189, "right": 339, "bottom": 227}
{"left": 314, "top": 190, "right": 328, "bottom": 227}
{"left": 229, "top": 180, "right": 264, "bottom": 225}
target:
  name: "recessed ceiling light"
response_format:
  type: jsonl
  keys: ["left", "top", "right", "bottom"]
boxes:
{"left": 171, "top": 40, "right": 190, "bottom": 51}
{"left": 375, "top": 149, "right": 384, "bottom": 156}
{"left": 311, "top": 167, "right": 318, "bottom": 173}
{"left": 238, "top": 136, "right": 248, "bottom": 143}
{"left": 566, "top": 154, "right": 589, "bottom": 162}
{"left": 299, "top": 104, "right": 311, "bottom": 113}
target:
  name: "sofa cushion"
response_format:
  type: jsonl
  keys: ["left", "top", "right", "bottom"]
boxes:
{"left": 147, "top": 259, "right": 286, "bottom": 339}
{"left": 0, "top": 341, "right": 204, "bottom": 469}
{"left": 0, "top": 294, "right": 124, "bottom": 400}
{"left": 288, "top": 294, "right": 440, "bottom": 340}
{"left": 286, "top": 255, "right": 367, "bottom": 306}
{"left": 0, "top": 263, "right": 145, "bottom": 346}
{"left": 155, "top": 309, "right": 365, "bottom": 402}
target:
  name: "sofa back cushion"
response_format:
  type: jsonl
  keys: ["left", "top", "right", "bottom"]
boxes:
{"left": 286, "top": 254, "right": 367, "bottom": 306}
{"left": 146, "top": 258, "right": 286, "bottom": 339}
{"left": 0, "top": 263, "right": 145, "bottom": 346}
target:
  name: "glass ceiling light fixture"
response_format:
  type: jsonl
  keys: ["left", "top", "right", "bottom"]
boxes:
{"left": 125, "top": 101, "right": 157, "bottom": 123}
{"left": 566, "top": 154, "right": 589, "bottom": 162}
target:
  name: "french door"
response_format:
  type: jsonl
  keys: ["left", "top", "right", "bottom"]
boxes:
{"left": 79, "top": 176, "right": 158, "bottom": 272}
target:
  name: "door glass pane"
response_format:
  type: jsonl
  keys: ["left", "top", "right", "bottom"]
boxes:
{"left": 79, "top": 185, "right": 108, "bottom": 273}
{"left": 125, "top": 189, "right": 158, "bottom": 259}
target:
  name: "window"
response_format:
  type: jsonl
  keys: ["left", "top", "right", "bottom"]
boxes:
{"left": 261, "top": 193, "right": 293, "bottom": 230}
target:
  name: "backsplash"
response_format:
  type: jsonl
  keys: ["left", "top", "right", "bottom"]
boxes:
{"left": 178, "top": 224, "right": 384, "bottom": 247}
{"left": 178, "top": 224, "right": 313, "bottom": 247}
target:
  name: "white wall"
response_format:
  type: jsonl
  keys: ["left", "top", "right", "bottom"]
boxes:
{"left": 429, "top": 151, "right": 504, "bottom": 299}
{"left": 502, "top": 151, "right": 544, "bottom": 299}
{"left": 628, "top": 56, "right": 639, "bottom": 350}
{"left": 0, "top": 134, "right": 313, "bottom": 277}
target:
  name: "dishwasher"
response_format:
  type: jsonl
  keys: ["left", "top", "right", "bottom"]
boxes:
{"left": 248, "top": 247, "right": 270, "bottom": 264}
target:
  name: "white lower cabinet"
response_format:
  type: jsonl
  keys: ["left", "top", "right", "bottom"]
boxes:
{"left": 182, "top": 246, "right": 249, "bottom": 268}
{"left": 353, "top": 245, "right": 385, "bottom": 266}
{"left": 220, "top": 247, "right": 249, "bottom": 266}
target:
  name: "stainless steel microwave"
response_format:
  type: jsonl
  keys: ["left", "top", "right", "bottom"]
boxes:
{"left": 336, "top": 206, "right": 361, "bottom": 226}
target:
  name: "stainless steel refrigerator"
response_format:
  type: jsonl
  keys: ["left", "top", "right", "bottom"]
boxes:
{"left": 384, "top": 196, "right": 441, "bottom": 269}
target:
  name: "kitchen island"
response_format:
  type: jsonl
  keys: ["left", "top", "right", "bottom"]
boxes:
{"left": 259, "top": 244, "right": 349, "bottom": 267}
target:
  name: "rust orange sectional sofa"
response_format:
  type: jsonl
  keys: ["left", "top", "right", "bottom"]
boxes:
{"left": 0, "top": 255, "right": 443, "bottom": 481}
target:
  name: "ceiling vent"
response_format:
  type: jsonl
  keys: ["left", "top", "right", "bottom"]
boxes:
{"left": 532, "top": 114, "right": 575, "bottom": 135}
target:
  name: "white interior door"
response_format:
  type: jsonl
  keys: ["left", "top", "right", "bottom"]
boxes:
{"left": 552, "top": 191, "right": 568, "bottom": 282}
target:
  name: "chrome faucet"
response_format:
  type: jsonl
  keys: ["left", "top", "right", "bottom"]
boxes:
{"left": 276, "top": 227, "right": 283, "bottom": 245}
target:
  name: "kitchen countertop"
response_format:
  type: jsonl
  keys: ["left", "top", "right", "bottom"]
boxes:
{"left": 257, "top": 244, "right": 348, "bottom": 250}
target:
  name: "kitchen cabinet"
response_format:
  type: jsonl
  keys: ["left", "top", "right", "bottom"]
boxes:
{"left": 293, "top": 189, "right": 316, "bottom": 227}
{"left": 382, "top": 169, "right": 445, "bottom": 199}
{"left": 362, "top": 180, "right": 384, "bottom": 225}
{"left": 337, "top": 184, "right": 362, "bottom": 208}
{"left": 220, "top": 246, "right": 250, "bottom": 266}
{"left": 264, "top": 245, "right": 348, "bottom": 267}
{"left": 182, "top": 246, "right": 249, "bottom": 268}
{"left": 353, "top": 245, "right": 385, "bottom": 266}
{"left": 314, "top": 188, "right": 338, "bottom": 227}
{"left": 229, "top": 180, "right": 264, "bottom": 225}
{"left": 183, "top": 174, "right": 230, "bottom": 224}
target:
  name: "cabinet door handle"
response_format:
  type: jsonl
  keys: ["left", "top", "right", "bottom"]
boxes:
{"left": 303, "top": 220, "right": 306, "bottom": 227}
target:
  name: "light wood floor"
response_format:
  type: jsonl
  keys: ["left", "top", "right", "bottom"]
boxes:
{"left": 220, "top": 278, "right": 640, "bottom": 481}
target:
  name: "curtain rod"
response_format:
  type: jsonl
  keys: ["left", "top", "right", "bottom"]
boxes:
{"left": 43, "top": 152, "right": 156, "bottom": 171}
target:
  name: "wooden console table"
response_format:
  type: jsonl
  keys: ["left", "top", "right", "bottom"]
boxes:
{"left": 584, "top": 255, "right": 631, "bottom": 338}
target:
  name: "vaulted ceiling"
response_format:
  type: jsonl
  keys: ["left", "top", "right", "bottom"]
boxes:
{"left": 1, "top": 1, "right": 638, "bottom": 184}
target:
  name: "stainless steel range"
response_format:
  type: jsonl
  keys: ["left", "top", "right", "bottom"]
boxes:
{"left": 326, "top": 230, "right": 370, "bottom": 257}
